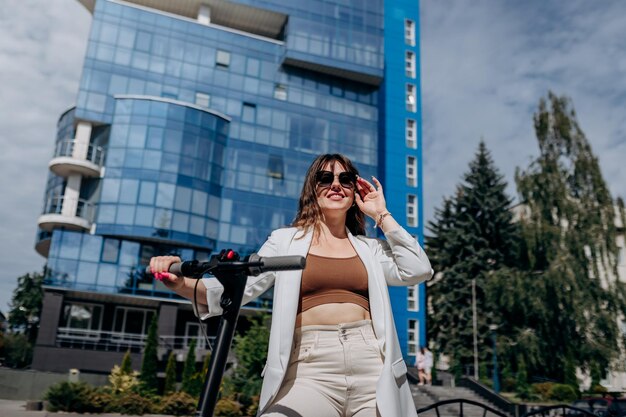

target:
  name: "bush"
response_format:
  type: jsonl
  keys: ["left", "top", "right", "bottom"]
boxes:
{"left": 109, "top": 364, "right": 140, "bottom": 394}
{"left": 549, "top": 384, "right": 578, "bottom": 402}
{"left": 2, "top": 333, "right": 33, "bottom": 368}
{"left": 246, "top": 395, "right": 260, "bottom": 417}
{"left": 159, "top": 391, "right": 197, "bottom": 416}
{"left": 214, "top": 396, "right": 243, "bottom": 417}
{"left": 44, "top": 381, "right": 94, "bottom": 412}
{"left": 110, "top": 392, "right": 155, "bottom": 415}
{"left": 86, "top": 387, "right": 116, "bottom": 413}
{"left": 531, "top": 382, "right": 555, "bottom": 401}
{"left": 591, "top": 384, "right": 608, "bottom": 394}
{"left": 502, "top": 377, "right": 517, "bottom": 392}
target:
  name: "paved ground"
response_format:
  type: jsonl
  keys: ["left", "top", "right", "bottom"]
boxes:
{"left": 0, "top": 400, "right": 44, "bottom": 417}
{"left": 0, "top": 400, "right": 177, "bottom": 417}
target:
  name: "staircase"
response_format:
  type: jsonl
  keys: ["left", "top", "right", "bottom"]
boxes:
{"left": 411, "top": 385, "right": 513, "bottom": 417}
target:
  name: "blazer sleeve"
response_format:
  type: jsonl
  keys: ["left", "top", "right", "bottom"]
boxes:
{"left": 367, "top": 227, "right": 433, "bottom": 286}
{"left": 194, "top": 229, "right": 282, "bottom": 320}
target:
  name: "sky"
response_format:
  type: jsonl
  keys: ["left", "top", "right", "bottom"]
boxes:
{"left": 0, "top": 0, "right": 625, "bottom": 314}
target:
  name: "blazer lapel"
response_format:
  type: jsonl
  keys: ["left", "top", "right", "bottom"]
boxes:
{"left": 275, "top": 228, "right": 313, "bottom": 370}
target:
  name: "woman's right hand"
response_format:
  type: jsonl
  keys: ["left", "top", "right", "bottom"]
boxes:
{"left": 149, "top": 256, "right": 185, "bottom": 291}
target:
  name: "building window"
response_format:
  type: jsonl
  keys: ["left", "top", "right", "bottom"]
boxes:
{"left": 408, "top": 319, "right": 419, "bottom": 355}
{"left": 405, "top": 51, "right": 416, "bottom": 78}
{"left": 216, "top": 50, "right": 230, "bottom": 68}
{"left": 618, "top": 245, "right": 625, "bottom": 265}
{"left": 185, "top": 322, "right": 209, "bottom": 349}
{"left": 407, "top": 194, "right": 418, "bottom": 227}
{"left": 406, "top": 119, "right": 417, "bottom": 149}
{"left": 242, "top": 103, "right": 256, "bottom": 123}
{"left": 405, "top": 19, "right": 416, "bottom": 46}
{"left": 102, "top": 238, "right": 120, "bottom": 263}
{"left": 407, "top": 156, "right": 417, "bottom": 187}
{"left": 195, "top": 92, "right": 211, "bottom": 108}
{"left": 274, "top": 84, "right": 287, "bottom": 101}
{"left": 113, "top": 307, "right": 155, "bottom": 336}
{"left": 408, "top": 285, "right": 418, "bottom": 311}
{"left": 406, "top": 84, "right": 416, "bottom": 112}
{"left": 267, "top": 154, "right": 284, "bottom": 180}
{"left": 59, "top": 302, "right": 103, "bottom": 338}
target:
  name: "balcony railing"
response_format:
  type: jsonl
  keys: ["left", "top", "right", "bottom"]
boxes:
{"left": 42, "top": 195, "right": 95, "bottom": 222}
{"left": 54, "top": 139, "right": 105, "bottom": 166}
{"left": 38, "top": 195, "right": 96, "bottom": 231}
{"left": 56, "top": 327, "right": 215, "bottom": 355}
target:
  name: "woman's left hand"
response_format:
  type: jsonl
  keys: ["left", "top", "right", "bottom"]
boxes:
{"left": 355, "top": 176, "right": 388, "bottom": 220}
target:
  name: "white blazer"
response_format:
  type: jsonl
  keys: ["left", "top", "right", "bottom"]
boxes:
{"left": 197, "top": 226, "right": 433, "bottom": 417}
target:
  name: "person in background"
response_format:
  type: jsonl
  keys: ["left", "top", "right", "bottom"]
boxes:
{"left": 424, "top": 346, "right": 434, "bottom": 385}
{"left": 416, "top": 347, "right": 426, "bottom": 385}
{"left": 150, "top": 153, "right": 433, "bottom": 417}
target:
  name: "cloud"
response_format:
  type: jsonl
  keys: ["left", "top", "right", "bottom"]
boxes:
{"left": 1, "top": 0, "right": 625, "bottom": 313}
{"left": 0, "top": 0, "right": 90, "bottom": 312}
{"left": 420, "top": 0, "right": 626, "bottom": 225}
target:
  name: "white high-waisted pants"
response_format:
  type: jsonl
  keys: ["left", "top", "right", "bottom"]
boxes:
{"left": 261, "top": 320, "right": 383, "bottom": 417}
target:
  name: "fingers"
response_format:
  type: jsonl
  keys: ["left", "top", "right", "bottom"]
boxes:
{"left": 357, "top": 176, "right": 377, "bottom": 192}
{"left": 355, "top": 180, "right": 367, "bottom": 200}
{"left": 354, "top": 191, "right": 365, "bottom": 209}
{"left": 371, "top": 176, "right": 383, "bottom": 192}
{"left": 149, "top": 256, "right": 181, "bottom": 281}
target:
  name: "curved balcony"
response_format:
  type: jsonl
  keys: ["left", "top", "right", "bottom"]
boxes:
{"left": 38, "top": 196, "right": 95, "bottom": 232}
{"left": 35, "top": 229, "right": 53, "bottom": 257}
{"left": 49, "top": 140, "right": 105, "bottom": 178}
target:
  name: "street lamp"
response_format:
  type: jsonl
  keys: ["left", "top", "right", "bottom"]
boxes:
{"left": 489, "top": 324, "right": 500, "bottom": 393}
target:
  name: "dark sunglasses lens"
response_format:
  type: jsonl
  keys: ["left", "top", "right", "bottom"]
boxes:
{"left": 316, "top": 171, "right": 334, "bottom": 186}
{"left": 338, "top": 173, "right": 355, "bottom": 187}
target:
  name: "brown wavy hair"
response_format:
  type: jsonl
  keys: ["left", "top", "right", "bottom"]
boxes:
{"left": 292, "top": 153, "right": 366, "bottom": 236}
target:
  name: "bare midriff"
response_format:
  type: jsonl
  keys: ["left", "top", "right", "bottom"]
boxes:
{"left": 296, "top": 302, "right": 371, "bottom": 327}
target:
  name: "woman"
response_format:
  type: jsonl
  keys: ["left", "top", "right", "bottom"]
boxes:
{"left": 150, "top": 154, "right": 433, "bottom": 417}
{"left": 416, "top": 347, "right": 426, "bottom": 385}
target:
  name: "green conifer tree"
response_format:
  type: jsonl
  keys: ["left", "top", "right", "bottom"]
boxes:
{"left": 139, "top": 315, "right": 159, "bottom": 392}
{"left": 427, "top": 141, "right": 519, "bottom": 375}
{"left": 163, "top": 352, "right": 177, "bottom": 395}
{"left": 181, "top": 339, "right": 197, "bottom": 395}
{"left": 120, "top": 350, "right": 133, "bottom": 374}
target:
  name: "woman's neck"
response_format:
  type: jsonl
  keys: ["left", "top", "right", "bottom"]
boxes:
{"left": 318, "top": 215, "right": 347, "bottom": 239}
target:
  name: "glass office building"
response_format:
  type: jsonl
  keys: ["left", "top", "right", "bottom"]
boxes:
{"left": 33, "top": 0, "right": 425, "bottom": 373}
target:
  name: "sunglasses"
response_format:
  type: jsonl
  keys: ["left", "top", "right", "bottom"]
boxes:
{"left": 315, "top": 170, "right": 357, "bottom": 189}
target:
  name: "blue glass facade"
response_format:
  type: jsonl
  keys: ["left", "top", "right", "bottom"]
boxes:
{"left": 36, "top": 0, "right": 425, "bottom": 362}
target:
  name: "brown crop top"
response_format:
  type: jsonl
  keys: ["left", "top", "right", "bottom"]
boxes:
{"left": 299, "top": 253, "right": 370, "bottom": 312}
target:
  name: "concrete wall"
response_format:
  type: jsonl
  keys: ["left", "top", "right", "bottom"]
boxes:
{"left": 0, "top": 368, "right": 107, "bottom": 401}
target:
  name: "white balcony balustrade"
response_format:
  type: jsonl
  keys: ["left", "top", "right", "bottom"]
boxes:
{"left": 37, "top": 195, "right": 95, "bottom": 231}
{"left": 49, "top": 139, "right": 105, "bottom": 178}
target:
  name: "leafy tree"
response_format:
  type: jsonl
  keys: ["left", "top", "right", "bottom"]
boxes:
{"left": 139, "top": 315, "right": 159, "bottom": 393}
{"left": 164, "top": 351, "right": 177, "bottom": 395}
{"left": 225, "top": 313, "right": 270, "bottom": 409}
{"left": 426, "top": 141, "right": 519, "bottom": 375}
{"left": 181, "top": 338, "right": 198, "bottom": 395}
{"left": 498, "top": 92, "right": 626, "bottom": 382}
{"left": 8, "top": 269, "right": 45, "bottom": 343}
{"left": 2, "top": 333, "right": 33, "bottom": 368}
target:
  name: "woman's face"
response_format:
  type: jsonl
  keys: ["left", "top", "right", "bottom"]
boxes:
{"left": 315, "top": 161, "right": 355, "bottom": 215}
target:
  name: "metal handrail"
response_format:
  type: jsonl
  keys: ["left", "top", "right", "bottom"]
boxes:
{"left": 458, "top": 377, "right": 521, "bottom": 416}
{"left": 56, "top": 327, "right": 215, "bottom": 352}
{"left": 42, "top": 195, "right": 96, "bottom": 222}
{"left": 416, "top": 399, "right": 510, "bottom": 417}
{"left": 54, "top": 139, "right": 105, "bottom": 166}
{"left": 522, "top": 405, "right": 597, "bottom": 417}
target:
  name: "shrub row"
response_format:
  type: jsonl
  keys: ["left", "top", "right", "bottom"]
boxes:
{"left": 531, "top": 382, "right": 578, "bottom": 402}
{"left": 45, "top": 382, "right": 197, "bottom": 415}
